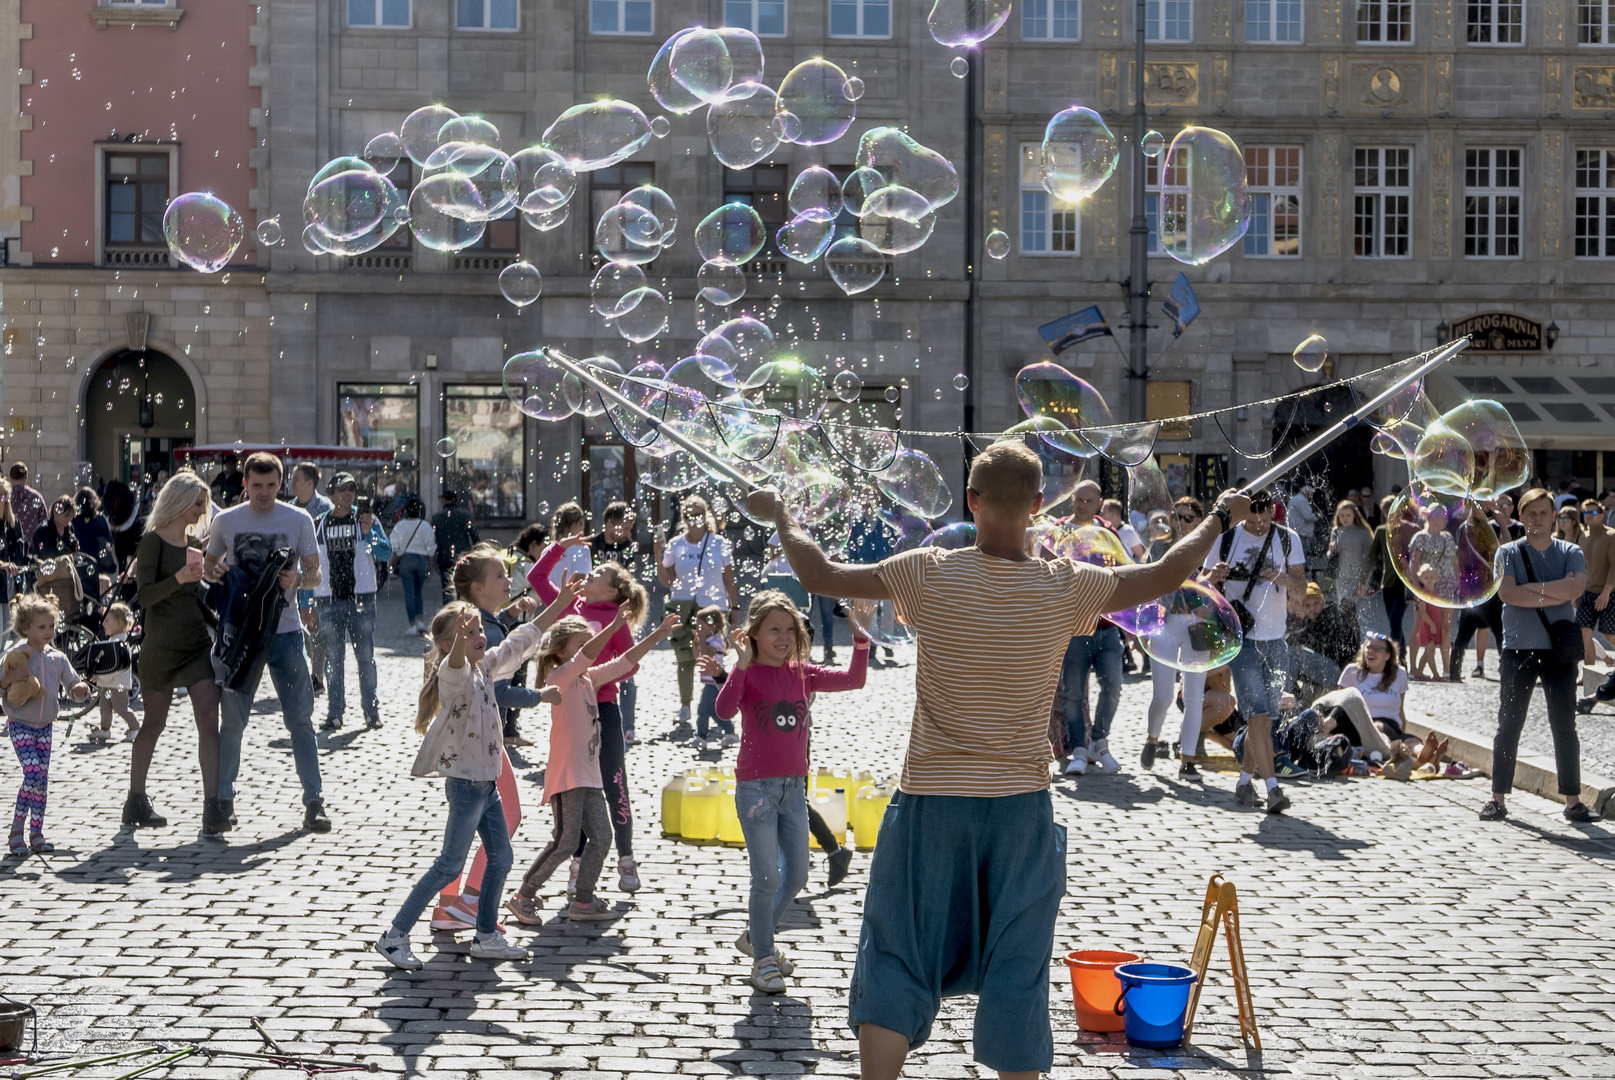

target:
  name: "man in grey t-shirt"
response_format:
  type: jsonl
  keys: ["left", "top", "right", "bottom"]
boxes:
{"left": 204, "top": 453, "right": 330, "bottom": 833}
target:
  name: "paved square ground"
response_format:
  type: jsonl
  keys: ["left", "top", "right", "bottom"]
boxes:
{"left": 3, "top": 590, "right": 1614, "bottom": 1078}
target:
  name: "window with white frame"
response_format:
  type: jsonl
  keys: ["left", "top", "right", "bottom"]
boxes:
{"left": 1578, "top": 0, "right": 1613, "bottom": 42}
{"left": 830, "top": 0, "right": 890, "bottom": 36}
{"left": 107, "top": 0, "right": 171, "bottom": 5}
{"left": 1464, "top": 147, "right": 1521, "bottom": 258}
{"left": 1574, "top": 149, "right": 1615, "bottom": 257}
{"left": 456, "top": 0, "right": 517, "bottom": 29}
{"left": 1147, "top": 0, "right": 1192, "bottom": 39}
{"left": 592, "top": 0, "right": 652, "bottom": 31}
{"left": 1353, "top": 147, "right": 1411, "bottom": 257}
{"left": 1023, "top": 0, "right": 1081, "bottom": 39}
{"left": 726, "top": 0, "right": 786, "bottom": 34}
{"left": 1242, "top": 147, "right": 1301, "bottom": 256}
{"left": 1246, "top": 0, "right": 1301, "bottom": 40}
{"left": 1466, "top": 0, "right": 1521, "bottom": 42}
{"left": 1356, "top": 0, "right": 1412, "bottom": 41}
{"left": 1144, "top": 154, "right": 1188, "bottom": 254}
{"left": 349, "top": 0, "right": 410, "bottom": 26}
{"left": 1020, "top": 145, "right": 1079, "bottom": 254}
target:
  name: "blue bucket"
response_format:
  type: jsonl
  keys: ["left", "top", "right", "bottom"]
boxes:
{"left": 1112, "top": 962, "right": 1198, "bottom": 1049}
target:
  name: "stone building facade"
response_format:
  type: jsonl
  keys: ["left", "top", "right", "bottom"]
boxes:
{"left": 5, "top": 0, "right": 1615, "bottom": 513}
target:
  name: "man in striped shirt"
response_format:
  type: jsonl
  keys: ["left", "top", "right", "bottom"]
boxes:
{"left": 755, "top": 441, "right": 1250, "bottom": 1080}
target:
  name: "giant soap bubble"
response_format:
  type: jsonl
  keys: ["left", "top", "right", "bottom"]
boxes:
{"left": 859, "top": 186, "right": 936, "bottom": 255}
{"left": 1411, "top": 400, "right": 1528, "bottom": 499}
{"left": 707, "top": 83, "right": 781, "bottom": 169}
{"left": 694, "top": 203, "right": 767, "bottom": 266}
{"left": 440, "top": 115, "right": 500, "bottom": 148}
{"left": 776, "top": 59, "right": 856, "bottom": 146}
{"left": 595, "top": 203, "right": 664, "bottom": 265}
{"left": 613, "top": 287, "right": 670, "bottom": 342}
{"left": 543, "top": 100, "right": 654, "bottom": 171}
{"left": 423, "top": 142, "right": 515, "bottom": 221}
{"left": 777, "top": 210, "right": 837, "bottom": 263}
{"left": 504, "top": 350, "right": 582, "bottom": 420}
{"left": 1138, "top": 578, "right": 1245, "bottom": 673}
{"left": 1387, "top": 485, "right": 1501, "bottom": 608}
{"left": 788, "top": 165, "right": 845, "bottom": 218}
{"left": 825, "top": 237, "right": 886, "bottom": 294}
{"left": 504, "top": 146, "right": 576, "bottom": 213}
{"left": 163, "top": 193, "right": 245, "bottom": 273}
{"left": 669, "top": 28, "right": 735, "bottom": 103}
{"left": 856, "top": 128, "right": 961, "bottom": 210}
{"left": 1039, "top": 107, "right": 1118, "bottom": 202}
{"left": 592, "top": 261, "right": 647, "bottom": 317}
{"left": 698, "top": 260, "right": 746, "bottom": 306}
{"left": 997, "top": 418, "right": 1088, "bottom": 512}
{"left": 742, "top": 360, "right": 826, "bottom": 422}
{"left": 648, "top": 30, "right": 706, "bottom": 114}
{"left": 927, "top": 0, "right": 1013, "bottom": 45}
{"left": 1015, "top": 362, "right": 1114, "bottom": 457}
{"left": 1157, "top": 127, "right": 1252, "bottom": 265}
{"left": 699, "top": 317, "right": 775, "bottom": 377}
{"left": 401, "top": 105, "right": 459, "bottom": 166}
{"left": 876, "top": 448, "right": 952, "bottom": 518}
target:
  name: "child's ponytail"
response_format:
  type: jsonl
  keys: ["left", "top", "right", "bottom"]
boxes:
{"left": 416, "top": 601, "right": 475, "bottom": 734}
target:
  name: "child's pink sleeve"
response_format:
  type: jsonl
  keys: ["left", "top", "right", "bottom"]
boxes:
{"left": 546, "top": 650, "right": 588, "bottom": 690}
{"left": 806, "top": 643, "right": 868, "bottom": 694}
{"left": 714, "top": 664, "right": 748, "bottom": 720}
{"left": 527, "top": 542, "right": 566, "bottom": 604}
{"left": 605, "top": 619, "right": 634, "bottom": 663}
{"left": 588, "top": 655, "right": 638, "bottom": 689}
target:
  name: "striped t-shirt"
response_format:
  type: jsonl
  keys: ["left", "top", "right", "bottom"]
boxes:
{"left": 876, "top": 546, "right": 1118, "bottom": 797}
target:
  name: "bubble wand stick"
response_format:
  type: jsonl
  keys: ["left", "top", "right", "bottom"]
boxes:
{"left": 1235, "top": 336, "right": 1470, "bottom": 497}
{"left": 541, "top": 346, "right": 758, "bottom": 489}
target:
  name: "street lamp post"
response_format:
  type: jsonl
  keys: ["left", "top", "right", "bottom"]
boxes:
{"left": 1126, "top": 0, "right": 1151, "bottom": 424}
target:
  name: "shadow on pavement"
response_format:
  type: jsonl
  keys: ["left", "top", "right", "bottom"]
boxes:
{"left": 714, "top": 993, "right": 824, "bottom": 1069}
{"left": 1053, "top": 774, "right": 1168, "bottom": 811}
{"left": 1499, "top": 816, "right": 1615, "bottom": 862}
{"left": 53, "top": 828, "right": 305, "bottom": 883}
{"left": 1242, "top": 810, "right": 1370, "bottom": 859}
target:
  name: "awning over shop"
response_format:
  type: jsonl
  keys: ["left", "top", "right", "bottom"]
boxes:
{"left": 1429, "top": 366, "right": 1615, "bottom": 451}
{"left": 175, "top": 443, "right": 401, "bottom": 465}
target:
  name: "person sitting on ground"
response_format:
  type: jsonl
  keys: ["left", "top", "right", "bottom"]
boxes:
{"left": 1287, "top": 581, "right": 1357, "bottom": 703}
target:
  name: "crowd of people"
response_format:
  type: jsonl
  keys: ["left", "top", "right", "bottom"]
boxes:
{"left": 1, "top": 442, "right": 1609, "bottom": 1078}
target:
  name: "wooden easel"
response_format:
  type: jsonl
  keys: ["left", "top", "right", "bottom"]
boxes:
{"left": 1182, "top": 872, "right": 1260, "bottom": 1050}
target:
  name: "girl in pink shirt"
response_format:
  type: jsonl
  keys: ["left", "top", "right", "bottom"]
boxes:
{"left": 527, "top": 537, "right": 648, "bottom": 893}
{"left": 709, "top": 590, "right": 874, "bottom": 994}
{"left": 506, "top": 606, "right": 679, "bottom": 925}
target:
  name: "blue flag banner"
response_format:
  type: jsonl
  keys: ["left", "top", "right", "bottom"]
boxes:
{"left": 1162, "top": 272, "right": 1200, "bottom": 336}
{"left": 1037, "top": 305, "right": 1112, "bottom": 354}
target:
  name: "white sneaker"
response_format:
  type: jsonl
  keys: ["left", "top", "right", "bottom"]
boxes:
{"left": 686, "top": 736, "right": 707, "bottom": 751}
{"left": 1064, "top": 750, "right": 1088, "bottom": 776}
{"left": 375, "top": 928, "right": 423, "bottom": 971}
{"left": 719, "top": 732, "right": 740, "bottom": 749}
{"left": 567, "top": 855, "right": 581, "bottom": 897}
{"left": 678, "top": 705, "right": 691, "bottom": 722}
{"left": 617, "top": 855, "right": 641, "bottom": 893}
{"left": 735, "top": 930, "right": 794, "bottom": 975}
{"left": 1089, "top": 741, "right": 1121, "bottom": 774}
{"left": 468, "top": 931, "right": 527, "bottom": 961}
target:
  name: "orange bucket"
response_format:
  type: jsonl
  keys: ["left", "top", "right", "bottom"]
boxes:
{"left": 1064, "top": 949, "right": 1142, "bottom": 1032}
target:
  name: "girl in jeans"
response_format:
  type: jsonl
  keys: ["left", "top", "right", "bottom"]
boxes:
{"left": 712, "top": 590, "right": 874, "bottom": 994}
{"left": 374, "top": 597, "right": 568, "bottom": 971}
{"left": 1487, "top": 487, "right": 1596, "bottom": 824}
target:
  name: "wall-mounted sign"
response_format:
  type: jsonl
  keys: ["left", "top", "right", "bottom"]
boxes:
{"left": 1450, "top": 312, "right": 1542, "bottom": 353}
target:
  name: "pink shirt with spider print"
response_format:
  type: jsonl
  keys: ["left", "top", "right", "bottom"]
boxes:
{"left": 715, "top": 644, "right": 868, "bottom": 781}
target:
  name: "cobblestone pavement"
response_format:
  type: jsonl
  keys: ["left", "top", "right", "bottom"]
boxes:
{"left": 3, "top": 589, "right": 1614, "bottom": 1079}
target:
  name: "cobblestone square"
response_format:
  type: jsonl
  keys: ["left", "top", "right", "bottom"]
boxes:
{"left": 2, "top": 590, "right": 1614, "bottom": 1079}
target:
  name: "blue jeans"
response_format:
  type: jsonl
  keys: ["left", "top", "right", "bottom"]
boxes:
{"left": 1230, "top": 635, "right": 1289, "bottom": 719}
{"left": 317, "top": 596, "right": 378, "bottom": 723}
{"left": 398, "top": 553, "right": 430, "bottom": 626}
{"left": 1061, "top": 625, "right": 1122, "bottom": 751}
{"left": 1289, "top": 645, "right": 1341, "bottom": 696}
{"left": 694, "top": 682, "right": 733, "bottom": 739}
{"left": 812, "top": 594, "right": 837, "bottom": 651}
{"left": 735, "top": 775, "right": 811, "bottom": 958}
{"left": 219, "top": 629, "right": 321, "bottom": 806}
{"left": 391, "top": 777, "right": 512, "bottom": 937}
{"left": 618, "top": 677, "right": 636, "bottom": 734}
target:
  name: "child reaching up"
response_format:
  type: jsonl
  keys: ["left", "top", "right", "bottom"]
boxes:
{"left": 714, "top": 590, "right": 875, "bottom": 994}
{"left": 2, "top": 593, "right": 91, "bottom": 854}
{"left": 687, "top": 605, "right": 737, "bottom": 752}
{"left": 506, "top": 607, "right": 681, "bottom": 925}
{"left": 374, "top": 582, "right": 577, "bottom": 972}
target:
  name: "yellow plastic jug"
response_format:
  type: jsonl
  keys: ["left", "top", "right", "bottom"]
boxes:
{"left": 848, "top": 770, "right": 877, "bottom": 802}
{"left": 661, "top": 774, "right": 688, "bottom": 837}
{"left": 680, "top": 779, "right": 720, "bottom": 842}
{"left": 853, "top": 784, "right": 892, "bottom": 851}
{"left": 809, "top": 788, "right": 848, "bottom": 849}
{"left": 717, "top": 780, "right": 746, "bottom": 846}
{"left": 814, "top": 767, "right": 850, "bottom": 794}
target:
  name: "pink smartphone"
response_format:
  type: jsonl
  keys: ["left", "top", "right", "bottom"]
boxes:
{"left": 186, "top": 547, "right": 205, "bottom": 574}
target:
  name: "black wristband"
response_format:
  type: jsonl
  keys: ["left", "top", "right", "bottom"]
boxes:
{"left": 1211, "top": 506, "right": 1232, "bottom": 534}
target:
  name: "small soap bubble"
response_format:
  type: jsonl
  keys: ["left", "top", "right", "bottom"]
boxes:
{"left": 776, "top": 59, "right": 855, "bottom": 146}
{"left": 950, "top": 56, "right": 969, "bottom": 78}
{"left": 843, "top": 77, "right": 865, "bottom": 101}
{"left": 832, "top": 369, "right": 863, "bottom": 402}
{"left": 824, "top": 236, "right": 886, "bottom": 295}
{"left": 436, "top": 437, "right": 457, "bottom": 457}
{"left": 929, "top": 0, "right": 1012, "bottom": 46}
{"left": 163, "top": 192, "right": 245, "bottom": 273}
{"left": 1141, "top": 129, "right": 1165, "bottom": 158}
{"left": 985, "top": 228, "right": 1010, "bottom": 259}
{"left": 1292, "top": 334, "right": 1328, "bottom": 373}
{"left": 1039, "top": 106, "right": 1119, "bottom": 202}
{"left": 953, "top": 373, "right": 969, "bottom": 391}
{"left": 255, "top": 216, "right": 283, "bottom": 247}
{"left": 498, "top": 261, "right": 543, "bottom": 307}
{"left": 883, "top": 385, "right": 900, "bottom": 403}
{"left": 651, "top": 115, "right": 671, "bottom": 138}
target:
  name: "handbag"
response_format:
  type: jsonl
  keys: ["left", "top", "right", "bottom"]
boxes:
{"left": 1517, "top": 542, "right": 1584, "bottom": 663}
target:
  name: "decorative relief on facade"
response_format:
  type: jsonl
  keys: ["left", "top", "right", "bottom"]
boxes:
{"left": 1098, "top": 0, "right": 1119, "bottom": 38}
{"left": 1320, "top": 134, "right": 1340, "bottom": 258}
{"left": 1434, "top": 56, "right": 1451, "bottom": 115}
{"left": 1100, "top": 53, "right": 1119, "bottom": 112}
{"left": 1542, "top": 131, "right": 1562, "bottom": 259}
{"left": 1432, "top": 0, "right": 1453, "bottom": 44}
{"left": 1346, "top": 60, "right": 1427, "bottom": 115}
{"left": 1127, "top": 62, "right": 1199, "bottom": 107}
{"left": 1094, "top": 178, "right": 1118, "bottom": 255}
{"left": 1572, "top": 67, "right": 1615, "bottom": 110}
{"left": 1210, "top": 0, "right": 1231, "bottom": 41}
{"left": 1544, "top": 0, "right": 1565, "bottom": 44}
{"left": 1322, "top": 56, "right": 1341, "bottom": 114}
{"left": 984, "top": 127, "right": 1007, "bottom": 236}
{"left": 1431, "top": 131, "right": 1452, "bottom": 258}
{"left": 1319, "top": 0, "right": 1341, "bottom": 41}
{"left": 1212, "top": 54, "right": 1230, "bottom": 113}
{"left": 984, "top": 47, "right": 1007, "bottom": 113}
{"left": 1546, "top": 57, "right": 1563, "bottom": 116}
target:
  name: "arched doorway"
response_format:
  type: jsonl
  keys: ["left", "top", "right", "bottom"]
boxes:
{"left": 84, "top": 349, "right": 197, "bottom": 490}
{"left": 1271, "top": 382, "right": 1375, "bottom": 506}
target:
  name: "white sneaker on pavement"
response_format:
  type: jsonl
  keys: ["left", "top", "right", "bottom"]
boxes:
{"left": 468, "top": 931, "right": 528, "bottom": 961}
{"left": 1089, "top": 740, "right": 1121, "bottom": 774}
{"left": 618, "top": 855, "right": 641, "bottom": 892}
{"left": 375, "top": 928, "right": 423, "bottom": 971}
{"left": 1064, "top": 749, "right": 1088, "bottom": 776}
{"left": 719, "top": 732, "right": 740, "bottom": 749}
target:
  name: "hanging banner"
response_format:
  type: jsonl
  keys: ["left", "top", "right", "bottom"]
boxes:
{"left": 1162, "top": 272, "right": 1200, "bottom": 337}
{"left": 1037, "top": 305, "right": 1113, "bottom": 355}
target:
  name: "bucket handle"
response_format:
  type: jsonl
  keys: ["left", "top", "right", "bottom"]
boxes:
{"left": 1113, "top": 987, "right": 1129, "bottom": 1017}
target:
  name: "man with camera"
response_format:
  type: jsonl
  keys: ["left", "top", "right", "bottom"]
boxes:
{"left": 311, "top": 473, "right": 392, "bottom": 732}
{"left": 1204, "top": 490, "right": 1306, "bottom": 813}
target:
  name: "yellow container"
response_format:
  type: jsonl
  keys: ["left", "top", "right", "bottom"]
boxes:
{"left": 814, "top": 767, "right": 850, "bottom": 794}
{"left": 680, "top": 778, "right": 721, "bottom": 841}
{"left": 661, "top": 774, "right": 688, "bottom": 837}
{"left": 853, "top": 785, "right": 892, "bottom": 851}
{"left": 809, "top": 789, "right": 848, "bottom": 849}
{"left": 717, "top": 780, "right": 746, "bottom": 846}
{"left": 847, "top": 770, "right": 876, "bottom": 803}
